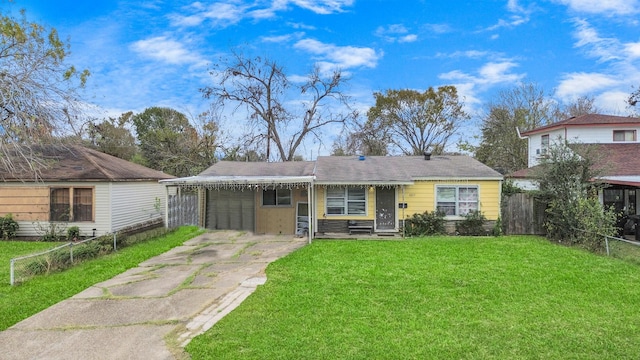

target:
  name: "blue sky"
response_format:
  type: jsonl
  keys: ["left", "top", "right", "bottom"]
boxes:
{"left": 6, "top": 0, "right": 640, "bottom": 157}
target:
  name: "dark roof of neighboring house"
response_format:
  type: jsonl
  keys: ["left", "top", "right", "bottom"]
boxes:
{"left": 508, "top": 143, "right": 640, "bottom": 179}
{"left": 199, "top": 160, "right": 316, "bottom": 177}
{"left": 314, "top": 155, "right": 502, "bottom": 183}
{"left": 2, "top": 144, "right": 175, "bottom": 182}
{"left": 519, "top": 114, "right": 640, "bottom": 136}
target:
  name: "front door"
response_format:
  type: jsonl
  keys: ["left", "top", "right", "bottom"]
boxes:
{"left": 376, "top": 187, "right": 395, "bottom": 230}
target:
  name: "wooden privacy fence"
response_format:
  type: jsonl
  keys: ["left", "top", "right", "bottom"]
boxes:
{"left": 501, "top": 193, "right": 547, "bottom": 235}
{"left": 168, "top": 192, "right": 199, "bottom": 228}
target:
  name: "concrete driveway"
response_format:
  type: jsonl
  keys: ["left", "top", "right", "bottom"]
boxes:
{"left": 0, "top": 231, "right": 307, "bottom": 360}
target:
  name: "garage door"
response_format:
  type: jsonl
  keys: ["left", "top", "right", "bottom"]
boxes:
{"left": 206, "top": 189, "right": 255, "bottom": 231}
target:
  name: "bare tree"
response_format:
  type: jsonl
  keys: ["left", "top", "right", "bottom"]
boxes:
{"left": 0, "top": 9, "right": 89, "bottom": 176}
{"left": 201, "top": 51, "right": 357, "bottom": 161}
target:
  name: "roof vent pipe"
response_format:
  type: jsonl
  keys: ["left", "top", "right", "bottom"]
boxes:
{"left": 423, "top": 151, "right": 432, "bottom": 160}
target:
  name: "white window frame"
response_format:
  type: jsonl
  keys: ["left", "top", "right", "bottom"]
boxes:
{"left": 540, "top": 134, "right": 549, "bottom": 155}
{"left": 435, "top": 185, "right": 479, "bottom": 217}
{"left": 325, "top": 186, "right": 367, "bottom": 215}
{"left": 613, "top": 130, "right": 636, "bottom": 142}
{"left": 262, "top": 188, "right": 291, "bottom": 207}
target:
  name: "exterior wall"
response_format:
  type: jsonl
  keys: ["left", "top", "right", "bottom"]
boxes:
{"left": 527, "top": 125, "right": 640, "bottom": 167}
{"left": 314, "top": 180, "right": 502, "bottom": 234}
{"left": 110, "top": 181, "right": 166, "bottom": 234}
{"left": 255, "top": 188, "right": 307, "bottom": 235}
{"left": 0, "top": 182, "right": 112, "bottom": 238}
{"left": 527, "top": 129, "right": 564, "bottom": 167}
{"left": 401, "top": 180, "right": 501, "bottom": 221}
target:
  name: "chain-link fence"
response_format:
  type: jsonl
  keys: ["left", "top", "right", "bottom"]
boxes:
{"left": 10, "top": 225, "right": 169, "bottom": 285}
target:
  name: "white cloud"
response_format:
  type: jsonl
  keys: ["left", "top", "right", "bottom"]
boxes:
{"left": 554, "top": 0, "right": 639, "bottom": 15}
{"left": 440, "top": 61, "right": 525, "bottom": 86}
{"left": 130, "top": 36, "right": 205, "bottom": 66}
{"left": 293, "top": 38, "right": 382, "bottom": 72}
{"left": 424, "top": 23, "right": 452, "bottom": 34}
{"left": 483, "top": 0, "right": 533, "bottom": 32}
{"left": 556, "top": 72, "right": 620, "bottom": 99}
{"left": 170, "top": 0, "right": 354, "bottom": 27}
{"left": 572, "top": 19, "right": 622, "bottom": 62}
{"left": 289, "top": 0, "right": 354, "bottom": 14}
{"left": 375, "top": 24, "right": 418, "bottom": 43}
{"left": 170, "top": 2, "right": 247, "bottom": 27}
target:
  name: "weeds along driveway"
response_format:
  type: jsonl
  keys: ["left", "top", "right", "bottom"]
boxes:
{"left": 0, "top": 231, "right": 307, "bottom": 360}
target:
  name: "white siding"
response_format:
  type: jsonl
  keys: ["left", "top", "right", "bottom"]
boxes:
{"left": 6, "top": 182, "right": 112, "bottom": 238}
{"left": 566, "top": 126, "right": 640, "bottom": 144}
{"left": 110, "top": 181, "right": 166, "bottom": 232}
{"left": 527, "top": 129, "right": 564, "bottom": 167}
{"left": 527, "top": 125, "right": 640, "bottom": 167}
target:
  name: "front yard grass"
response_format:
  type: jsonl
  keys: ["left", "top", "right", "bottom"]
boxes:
{"left": 0, "top": 226, "right": 203, "bottom": 330}
{"left": 187, "top": 235, "right": 640, "bottom": 359}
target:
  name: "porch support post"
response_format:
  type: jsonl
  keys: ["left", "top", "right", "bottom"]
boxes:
{"left": 307, "top": 180, "right": 313, "bottom": 244}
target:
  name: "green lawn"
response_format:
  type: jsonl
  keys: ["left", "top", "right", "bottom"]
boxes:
{"left": 187, "top": 236, "right": 640, "bottom": 359}
{"left": 0, "top": 226, "right": 203, "bottom": 330}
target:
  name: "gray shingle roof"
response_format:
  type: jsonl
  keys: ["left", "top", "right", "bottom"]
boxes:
{"left": 314, "top": 155, "right": 502, "bottom": 183}
{"left": 2, "top": 144, "right": 175, "bottom": 182}
{"left": 199, "top": 161, "right": 316, "bottom": 177}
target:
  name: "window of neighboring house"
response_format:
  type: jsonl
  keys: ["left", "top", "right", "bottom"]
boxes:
{"left": 613, "top": 130, "right": 636, "bottom": 142}
{"left": 262, "top": 189, "right": 291, "bottom": 206}
{"left": 50, "top": 187, "right": 93, "bottom": 222}
{"left": 326, "top": 187, "right": 366, "bottom": 215}
{"left": 436, "top": 186, "right": 478, "bottom": 216}
{"left": 540, "top": 134, "right": 549, "bottom": 155}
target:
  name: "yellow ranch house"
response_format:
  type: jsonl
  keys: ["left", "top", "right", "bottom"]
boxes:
{"left": 162, "top": 154, "right": 503, "bottom": 242}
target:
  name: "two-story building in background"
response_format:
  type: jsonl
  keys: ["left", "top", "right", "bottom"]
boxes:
{"left": 510, "top": 114, "right": 640, "bottom": 234}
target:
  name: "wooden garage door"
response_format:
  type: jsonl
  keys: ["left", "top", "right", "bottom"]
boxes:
{"left": 206, "top": 189, "right": 255, "bottom": 231}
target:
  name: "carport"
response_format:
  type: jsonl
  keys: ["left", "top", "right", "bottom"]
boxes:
{"left": 161, "top": 175, "right": 315, "bottom": 244}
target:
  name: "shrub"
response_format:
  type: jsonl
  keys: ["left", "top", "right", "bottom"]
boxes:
{"left": 67, "top": 226, "right": 80, "bottom": 241}
{"left": 456, "top": 211, "right": 488, "bottom": 236}
{"left": 0, "top": 213, "right": 19, "bottom": 240}
{"left": 404, "top": 211, "right": 446, "bottom": 236}
{"left": 37, "top": 222, "right": 66, "bottom": 242}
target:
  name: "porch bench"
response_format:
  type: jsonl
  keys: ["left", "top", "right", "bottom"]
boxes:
{"left": 348, "top": 225, "right": 373, "bottom": 235}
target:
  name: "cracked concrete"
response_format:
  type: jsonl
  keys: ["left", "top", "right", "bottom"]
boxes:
{"left": 0, "top": 231, "right": 307, "bottom": 360}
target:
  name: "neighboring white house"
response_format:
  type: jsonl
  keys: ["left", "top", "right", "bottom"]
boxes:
{"left": 0, "top": 144, "right": 175, "bottom": 238}
{"left": 518, "top": 114, "right": 640, "bottom": 168}
{"left": 510, "top": 114, "right": 640, "bottom": 234}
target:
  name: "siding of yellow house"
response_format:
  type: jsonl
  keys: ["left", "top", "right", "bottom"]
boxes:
{"left": 401, "top": 180, "right": 501, "bottom": 220}
{"left": 313, "top": 180, "right": 502, "bottom": 234}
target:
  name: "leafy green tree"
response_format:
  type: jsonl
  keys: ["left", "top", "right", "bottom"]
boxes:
{"left": 201, "top": 50, "right": 357, "bottom": 162}
{"left": 132, "top": 107, "right": 200, "bottom": 177}
{"left": 365, "top": 86, "right": 469, "bottom": 155}
{"left": 87, "top": 112, "right": 137, "bottom": 161}
{"left": 472, "top": 83, "right": 554, "bottom": 174}
{"left": 0, "top": 8, "right": 89, "bottom": 176}
{"left": 533, "top": 140, "right": 617, "bottom": 251}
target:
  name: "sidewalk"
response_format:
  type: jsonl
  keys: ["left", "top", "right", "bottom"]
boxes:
{"left": 0, "top": 231, "right": 307, "bottom": 360}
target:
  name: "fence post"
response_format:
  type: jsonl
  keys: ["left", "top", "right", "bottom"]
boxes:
{"left": 70, "top": 242, "right": 74, "bottom": 263}
{"left": 605, "top": 236, "right": 610, "bottom": 256}
{"left": 10, "top": 258, "right": 15, "bottom": 286}
{"left": 113, "top": 233, "right": 117, "bottom": 251}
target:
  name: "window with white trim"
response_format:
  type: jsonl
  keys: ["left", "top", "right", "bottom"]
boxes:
{"left": 436, "top": 186, "right": 478, "bottom": 216}
{"left": 262, "top": 189, "right": 291, "bottom": 206}
{"left": 613, "top": 130, "right": 636, "bottom": 142}
{"left": 540, "top": 134, "right": 549, "bottom": 155}
{"left": 326, "top": 187, "right": 366, "bottom": 215}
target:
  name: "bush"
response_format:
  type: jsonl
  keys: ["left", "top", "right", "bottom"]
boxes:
{"left": 545, "top": 196, "right": 617, "bottom": 252}
{"left": 456, "top": 211, "right": 488, "bottom": 236}
{"left": 37, "top": 222, "right": 66, "bottom": 242}
{"left": 67, "top": 226, "right": 80, "bottom": 241}
{"left": 0, "top": 213, "right": 19, "bottom": 240}
{"left": 404, "top": 211, "right": 446, "bottom": 236}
